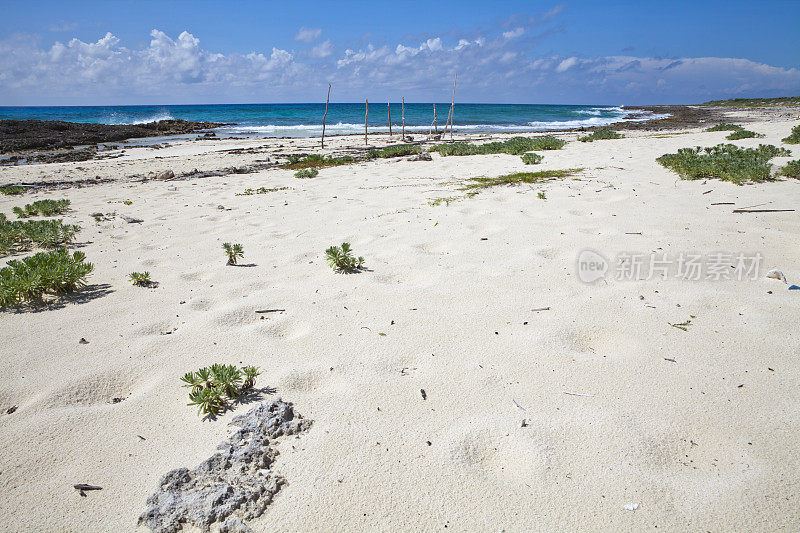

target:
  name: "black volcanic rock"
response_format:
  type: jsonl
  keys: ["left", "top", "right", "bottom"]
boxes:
{"left": 0, "top": 119, "right": 227, "bottom": 153}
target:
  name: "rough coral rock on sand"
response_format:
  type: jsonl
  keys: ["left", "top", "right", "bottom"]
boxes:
{"left": 138, "top": 399, "right": 311, "bottom": 533}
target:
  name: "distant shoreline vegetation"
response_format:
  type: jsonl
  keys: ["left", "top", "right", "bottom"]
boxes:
{"left": 702, "top": 96, "right": 800, "bottom": 107}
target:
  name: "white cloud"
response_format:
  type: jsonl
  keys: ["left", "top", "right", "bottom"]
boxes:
{"left": 556, "top": 56, "right": 578, "bottom": 72}
{"left": 294, "top": 27, "right": 321, "bottom": 43}
{"left": 309, "top": 40, "right": 333, "bottom": 58}
{"left": 502, "top": 27, "right": 524, "bottom": 40}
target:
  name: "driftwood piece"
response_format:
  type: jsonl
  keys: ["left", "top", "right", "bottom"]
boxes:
{"left": 255, "top": 309, "right": 285, "bottom": 314}
{"left": 733, "top": 209, "right": 795, "bottom": 213}
{"left": 321, "top": 84, "right": 331, "bottom": 149}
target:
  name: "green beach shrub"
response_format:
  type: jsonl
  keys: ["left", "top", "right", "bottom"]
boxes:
{"left": 521, "top": 153, "right": 544, "bottom": 165}
{"left": 236, "top": 187, "right": 288, "bottom": 196}
{"left": 656, "top": 143, "right": 790, "bottom": 184}
{"left": 222, "top": 242, "right": 244, "bottom": 265}
{"left": 181, "top": 363, "right": 262, "bottom": 416}
{"left": 282, "top": 153, "right": 355, "bottom": 169}
{"left": 12, "top": 199, "right": 71, "bottom": 218}
{"left": 726, "top": 129, "right": 764, "bottom": 140}
{"left": 325, "top": 242, "right": 365, "bottom": 273}
{"left": 537, "top": 191, "right": 547, "bottom": 200}
{"left": 782, "top": 124, "right": 800, "bottom": 144}
{"left": 779, "top": 160, "right": 800, "bottom": 179}
{"left": 705, "top": 123, "right": 745, "bottom": 132}
{"left": 0, "top": 216, "right": 80, "bottom": 256}
{"left": 528, "top": 135, "right": 567, "bottom": 150}
{"left": 367, "top": 144, "right": 421, "bottom": 158}
{"left": 0, "top": 249, "right": 93, "bottom": 308}
{"left": 0, "top": 185, "right": 26, "bottom": 196}
{"left": 294, "top": 168, "right": 319, "bottom": 179}
{"left": 578, "top": 129, "right": 623, "bottom": 142}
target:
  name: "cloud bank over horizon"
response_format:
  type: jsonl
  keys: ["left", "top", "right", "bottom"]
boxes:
{"left": 1, "top": 13, "right": 798, "bottom": 106}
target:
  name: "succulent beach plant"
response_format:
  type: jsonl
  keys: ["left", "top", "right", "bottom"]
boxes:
{"left": 129, "top": 271, "right": 152, "bottom": 287}
{"left": 521, "top": 152, "right": 543, "bottom": 165}
{"left": 294, "top": 168, "right": 319, "bottom": 179}
{"left": 783, "top": 124, "right": 800, "bottom": 144}
{"left": 222, "top": 242, "right": 244, "bottom": 265}
{"left": 13, "top": 199, "right": 71, "bottom": 218}
{"left": 578, "top": 129, "right": 623, "bottom": 142}
{"left": 325, "top": 242, "right": 365, "bottom": 273}
{"left": 0, "top": 248, "right": 93, "bottom": 308}
{"left": 656, "top": 143, "right": 790, "bottom": 184}
{"left": 0, "top": 216, "right": 80, "bottom": 257}
{"left": 181, "top": 363, "right": 262, "bottom": 417}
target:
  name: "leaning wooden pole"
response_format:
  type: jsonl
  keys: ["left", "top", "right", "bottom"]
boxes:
{"left": 321, "top": 83, "right": 331, "bottom": 149}
{"left": 448, "top": 73, "right": 457, "bottom": 140}
{"left": 365, "top": 99, "right": 369, "bottom": 146}
{"left": 434, "top": 103, "right": 438, "bottom": 134}
{"left": 387, "top": 101, "right": 392, "bottom": 137}
{"left": 401, "top": 97, "right": 405, "bottom": 140}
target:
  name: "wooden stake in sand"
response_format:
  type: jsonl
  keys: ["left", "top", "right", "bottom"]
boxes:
{"left": 365, "top": 99, "right": 369, "bottom": 146}
{"left": 433, "top": 103, "right": 438, "bottom": 134}
{"left": 401, "top": 97, "right": 406, "bottom": 141}
{"left": 448, "top": 73, "right": 457, "bottom": 140}
{"left": 321, "top": 83, "right": 331, "bottom": 149}
{"left": 387, "top": 101, "right": 392, "bottom": 137}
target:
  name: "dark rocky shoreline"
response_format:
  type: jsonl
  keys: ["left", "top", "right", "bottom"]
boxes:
{"left": 0, "top": 119, "right": 226, "bottom": 154}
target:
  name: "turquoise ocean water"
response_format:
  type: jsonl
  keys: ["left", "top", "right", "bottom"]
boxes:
{"left": 0, "top": 103, "right": 663, "bottom": 138}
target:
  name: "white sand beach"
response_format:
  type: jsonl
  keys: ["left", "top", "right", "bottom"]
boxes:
{"left": 1, "top": 109, "right": 799, "bottom": 531}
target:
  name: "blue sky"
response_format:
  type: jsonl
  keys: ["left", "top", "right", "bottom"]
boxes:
{"left": 1, "top": 0, "right": 799, "bottom": 105}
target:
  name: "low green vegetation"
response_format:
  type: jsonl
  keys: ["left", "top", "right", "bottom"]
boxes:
{"left": 431, "top": 136, "right": 565, "bottom": 157}
{"left": 703, "top": 96, "right": 800, "bottom": 107}
{"left": 367, "top": 144, "right": 421, "bottom": 158}
{"left": 578, "top": 129, "right": 623, "bottom": 142}
{"left": 0, "top": 215, "right": 81, "bottom": 256}
{"left": 222, "top": 242, "right": 244, "bottom": 265}
{"left": 12, "top": 199, "right": 71, "bottom": 218}
{"left": 537, "top": 191, "right": 547, "bottom": 200}
{"left": 236, "top": 186, "right": 288, "bottom": 196}
{"left": 783, "top": 124, "right": 800, "bottom": 144}
{"left": 282, "top": 153, "right": 355, "bottom": 170}
{"left": 129, "top": 271, "right": 152, "bottom": 286}
{"left": 726, "top": 129, "right": 763, "bottom": 140}
{"left": 779, "top": 160, "right": 800, "bottom": 179}
{"left": 705, "top": 123, "right": 744, "bottom": 132}
{"left": 0, "top": 249, "right": 93, "bottom": 308}
{"left": 521, "top": 153, "right": 543, "bottom": 165}
{"left": 656, "top": 143, "right": 790, "bottom": 184}
{"left": 181, "top": 364, "right": 262, "bottom": 416}
{"left": 669, "top": 315, "right": 695, "bottom": 331}
{"left": 294, "top": 168, "right": 319, "bottom": 179}
{"left": 0, "top": 185, "right": 26, "bottom": 196}
{"left": 325, "top": 242, "right": 365, "bottom": 273}
{"left": 462, "top": 169, "right": 582, "bottom": 190}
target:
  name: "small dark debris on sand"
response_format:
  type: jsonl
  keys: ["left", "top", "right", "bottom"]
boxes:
{"left": 138, "top": 399, "right": 311, "bottom": 533}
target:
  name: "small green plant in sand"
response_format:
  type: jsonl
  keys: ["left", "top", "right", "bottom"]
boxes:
{"left": 521, "top": 152, "right": 543, "bottom": 165}
{"left": 656, "top": 143, "right": 790, "bottom": 184}
{"left": 129, "top": 271, "right": 152, "bottom": 287}
{"left": 13, "top": 199, "right": 71, "bottom": 218}
{"left": 282, "top": 153, "right": 355, "bottom": 170}
{"left": 222, "top": 242, "right": 244, "bottom": 265}
{"left": 0, "top": 215, "right": 80, "bottom": 256}
{"left": 0, "top": 185, "right": 26, "bottom": 196}
{"left": 705, "top": 123, "right": 744, "bottom": 132}
{"left": 779, "top": 160, "right": 800, "bottom": 179}
{"left": 294, "top": 168, "right": 319, "bottom": 179}
{"left": 181, "top": 363, "right": 262, "bottom": 416}
{"left": 537, "top": 191, "right": 547, "bottom": 200}
{"left": 783, "top": 124, "right": 800, "bottom": 144}
{"left": 0, "top": 249, "right": 93, "bottom": 308}
{"left": 367, "top": 144, "right": 421, "bottom": 158}
{"left": 462, "top": 169, "right": 582, "bottom": 191}
{"left": 578, "top": 129, "right": 623, "bottom": 142}
{"left": 236, "top": 186, "right": 288, "bottom": 196}
{"left": 325, "top": 242, "right": 365, "bottom": 273}
{"left": 669, "top": 315, "right": 695, "bottom": 332}
{"left": 431, "top": 136, "right": 565, "bottom": 157}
